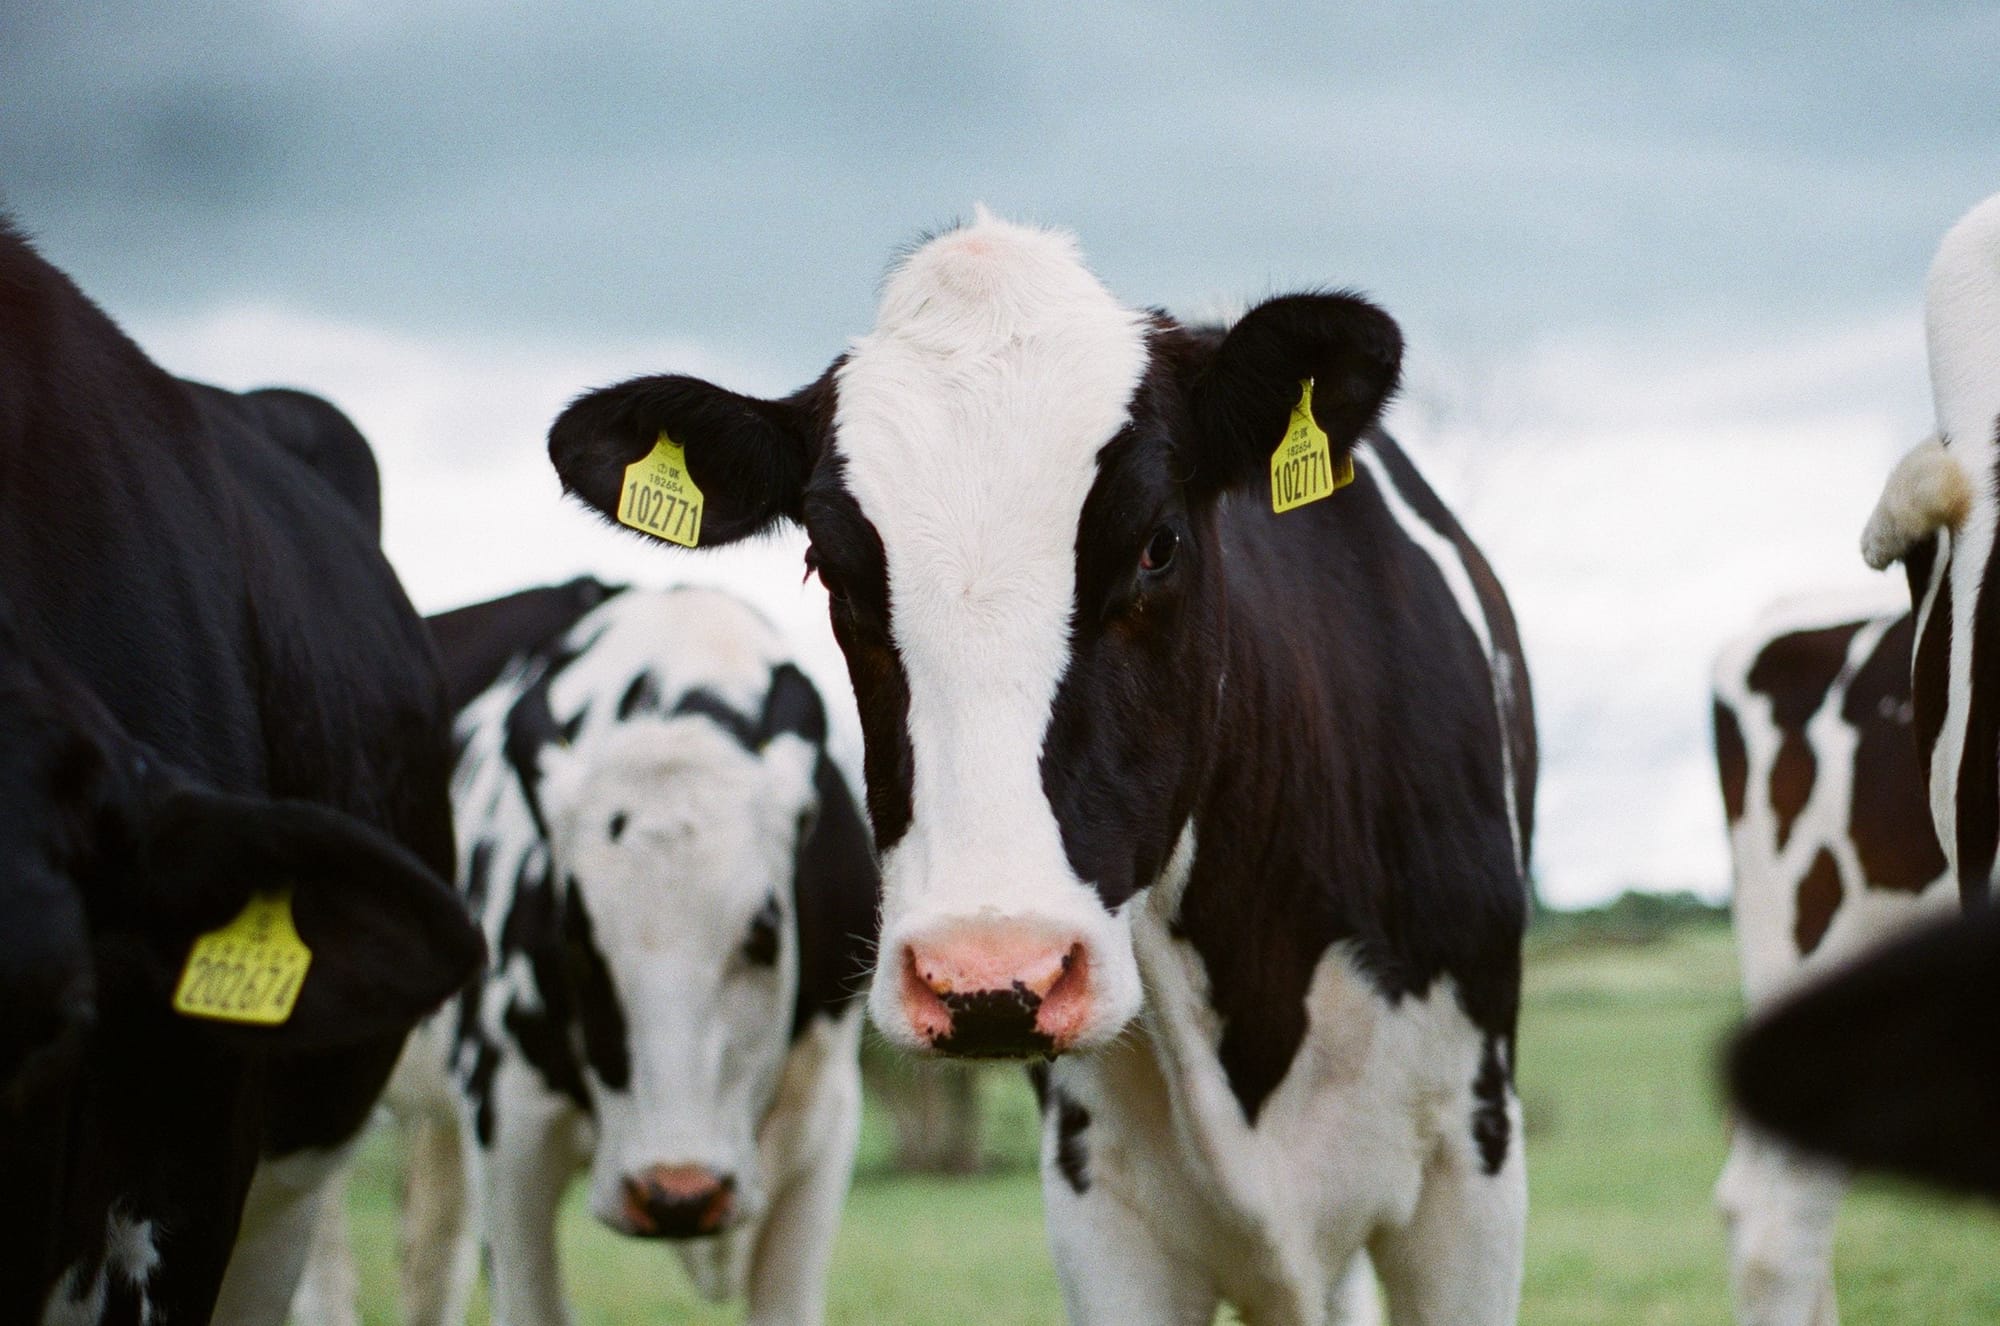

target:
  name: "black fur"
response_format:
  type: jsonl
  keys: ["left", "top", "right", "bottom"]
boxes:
{"left": 0, "top": 218, "right": 479, "bottom": 1322}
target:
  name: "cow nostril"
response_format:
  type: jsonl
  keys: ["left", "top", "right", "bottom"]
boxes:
{"left": 620, "top": 1165, "right": 736, "bottom": 1240}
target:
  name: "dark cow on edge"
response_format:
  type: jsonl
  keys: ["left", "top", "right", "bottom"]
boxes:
{"left": 0, "top": 219, "right": 482, "bottom": 1326}
{"left": 1859, "top": 190, "right": 2000, "bottom": 901}
{"left": 1710, "top": 599, "right": 1954, "bottom": 1326}
{"left": 312, "top": 581, "right": 879, "bottom": 1326}
{"left": 547, "top": 212, "right": 1535, "bottom": 1323}
{"left": 1731, "top": 890, "right": 2000, "bottom": 1202}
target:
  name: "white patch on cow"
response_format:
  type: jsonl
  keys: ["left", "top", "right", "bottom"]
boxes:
{"left": 1354, "top": 443, "right": 1528, "bottom": 876}
{"left": 1711, "top": 604, "right": 1957, "bottom": 1324}
{"left": 1055, "top": 889, "right": 1523, "bottom": 1322}
{"left": 209, "top": 1146, "right": 355, "bottom": 1326}
{"left": 833, "top": 211, "right": 1153, "bottom": 1047}
{"left": 40, "top": 1213, "right": 159, "bottom": 1326}
{"left": 542, "top": 714, "right": 817, "bottom": 1228}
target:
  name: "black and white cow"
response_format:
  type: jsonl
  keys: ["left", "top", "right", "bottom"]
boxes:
{"left": 546, "top": 212, "right": 1536, "bottom": 1323}
{"left": 351, "top": 581, "right": 879, "bottom": 1326}
{"left": 0, "top": 220, "right": 482, "bottom": 1324}
{"left": 1860, "top": 189, "right": 2000, "bottom": 901}
{"left": 1710, "top": 599, "right": 1955, "bottom": 1326}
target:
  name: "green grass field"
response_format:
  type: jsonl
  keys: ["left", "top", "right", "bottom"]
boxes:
{"left": 339, "top": 923, "right": 2000, "bottom": 1323}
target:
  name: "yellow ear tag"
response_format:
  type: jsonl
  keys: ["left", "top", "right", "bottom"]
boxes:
{"left": 616, "top": 431, "right": 705, "bottom": 548}
{"left": 1270, "top": 378, "right": 1354, "bottom": 514}
{"left": 172, "top": 890, "right": 314, "bottom": 1026}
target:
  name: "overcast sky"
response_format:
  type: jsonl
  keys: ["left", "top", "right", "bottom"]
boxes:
{"left": 5, "top": 3, "right": 1996, "bottom": 904}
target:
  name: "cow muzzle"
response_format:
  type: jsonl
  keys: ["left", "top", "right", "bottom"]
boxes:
{"left": 618, "top": 1164, "right": 738, "bottom": 1239}
{"left": 898, "top": 923, "right": 1093, "bottom": 1058}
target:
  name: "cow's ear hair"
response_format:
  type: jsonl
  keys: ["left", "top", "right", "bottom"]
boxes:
{"left": 135, "top": 787, "right": 485, "bottom": 1052}
{"left": 1728, "top": 905, "right": 2000, "bottom": 1200}
{"left": 548, "top": 367, "right": 836, "bottom": 547}
{"left": 1184, "top": 293, "right": 1402, "bottom": 495}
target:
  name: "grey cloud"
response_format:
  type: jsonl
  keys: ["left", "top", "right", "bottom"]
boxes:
{"left": 3, "top": 1, "right": 1995, "bottom": 380}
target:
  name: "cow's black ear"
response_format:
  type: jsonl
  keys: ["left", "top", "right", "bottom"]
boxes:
{"left": 136, "top": 788, "right": 485, "bottom": 1052}
{"left": 1728, "top": 904, "right": 2000, "bottom": 1200}
{"left": 548, "top": 368, "right": 834, "bottom": 547}
{"left": 1185, "top": 293, "right": 1402, "bottom": 495}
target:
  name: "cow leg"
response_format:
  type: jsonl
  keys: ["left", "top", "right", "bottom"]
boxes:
{"left": 207, "top": 1143, "right": 355, "bottom": 1326}
{"left": 288, "top": 1169, "right": 360, "bottom": 1326}
{"left": 1369, "top": 1109, "right": 1526, "bottom": 1326}
{"left": 1326, "top": 1252, "right": 1383, "bottom": 1326}
{"left": 742, "top": 1058, "right": 863, "bottom": 1326}
{"left": 475, "top": 1067, "right": 584, "bottom": 1326}
{"left": 1715, "top": 1123, "right": 1843, "bottom": 1326}
{"left": 1040, "top": 1158, "right": 1216, "bottom": 1325}
{"left": 400, "top": 1110, "right": 479, "bottom": 1326}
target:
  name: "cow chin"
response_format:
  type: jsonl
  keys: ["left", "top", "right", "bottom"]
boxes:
{"left": 868, "top": 899, "right": 1142, "bottom": 1060}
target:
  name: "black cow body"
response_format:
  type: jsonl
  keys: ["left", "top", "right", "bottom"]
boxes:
{"left": 0, "top": 220, "right": 479, "bottom": 1324}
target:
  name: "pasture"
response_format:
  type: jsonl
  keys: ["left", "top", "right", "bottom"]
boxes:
{"left": 336, "top": 917, "right": 2000, "bottom": 1324}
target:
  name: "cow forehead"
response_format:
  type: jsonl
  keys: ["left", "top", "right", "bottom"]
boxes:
{"left": 832, "top": 214, "right": 1150, "bottom": 667}
{"left": 552, "top": 718, "right": 809, "bottom": 909}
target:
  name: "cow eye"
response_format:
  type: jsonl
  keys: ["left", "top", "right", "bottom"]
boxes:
{"left": 1139, "top": 526, "right": 1179, "bottom": 575}
{"left": 608, "top": 811, "right": 628, "bottom": 843}
{"left": 742, "top": 896, "right": 781, "bottom": 967}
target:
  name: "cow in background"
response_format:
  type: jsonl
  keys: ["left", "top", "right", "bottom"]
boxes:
{"left": 304, "top": 581, "right": 879, "bottom": 1326}
{"left": 546, "top": 211, "right": 1535, "bottom": 1324}
{"left": 1711, "top": 599, "right": 1955, "bottom": 1326}
{"left": 0, "top": 218, "right": 481, "bottom": 1325}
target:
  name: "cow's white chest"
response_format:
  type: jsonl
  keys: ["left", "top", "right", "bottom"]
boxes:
{"left": 1048, "top": 906, "right": 1493, "bottom": 1317}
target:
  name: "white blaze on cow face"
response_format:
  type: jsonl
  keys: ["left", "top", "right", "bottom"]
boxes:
{"left": 541, "top": 715, "right": 818, "bottom": 1235}
{"left": 832, "top": 212, "right": 1152, "bottom": 1055}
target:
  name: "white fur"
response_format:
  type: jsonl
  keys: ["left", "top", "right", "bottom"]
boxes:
{"left": 1711, "top": 603, "right": 1956, "bottom": 1325}
{"left": 836, "top": 213, "right": 1153, "bottom": 1048}
{"left": 209, "top": 1146, "right": 354, "bottom": 1326}
{"left": 40, "top": 1213, "right": 160, "bottom": 1326}
{"left": 299, "top": 588, "right": 866, "bottom": 1326}
{"left": 1860, "top": 436, "right": 1969, "bottom": 570}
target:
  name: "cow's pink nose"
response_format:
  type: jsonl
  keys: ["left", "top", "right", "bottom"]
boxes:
{"left": 619, "top": 1164, "right": 736, "bottom": 1239}
{"left": 900, "top": 928, "right": 1092, "bottom": 1057}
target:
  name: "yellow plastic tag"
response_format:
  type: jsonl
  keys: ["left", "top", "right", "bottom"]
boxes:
{"left": 172, "top": 890, "right": 314, "bottom": 1026}
{"left": 1270, "top": 378, "right": 1354, "bottom": 513}
{"left": 617, "top": 432, "right": 705, "bottom": 548}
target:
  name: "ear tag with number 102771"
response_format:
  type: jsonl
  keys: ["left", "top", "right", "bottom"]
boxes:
{"left": 1270, "top": 378, "right": 1355, "bottom": 514}
{"left": 172, "top": 889, "right": 314, "bottom": 1026}
{"left": 617, "top": 432, "right": 705, "bottom": 548}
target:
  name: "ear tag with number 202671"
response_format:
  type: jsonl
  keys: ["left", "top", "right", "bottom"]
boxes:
{"left": 617, "top": 432, "right": 705, "bottom": 548}
{"left": 1270, "top": 378, "right": 1355, "bottom": 514}
{"left": 172, "top": 889, "right": 314, "bottom": 1026}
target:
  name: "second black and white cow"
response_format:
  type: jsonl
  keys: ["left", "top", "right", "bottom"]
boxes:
{"left": 0, "top": 219, "right": 481, "bottom": 1325}
{"left": 357, "top": 581, "right": 879, "bottom": 1326}
{"left": 547, "top": 211, "right": 1536, "bottom": 1322}
{"left": 1711, "top": 599, "right": 1954, "bottom": 1326}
